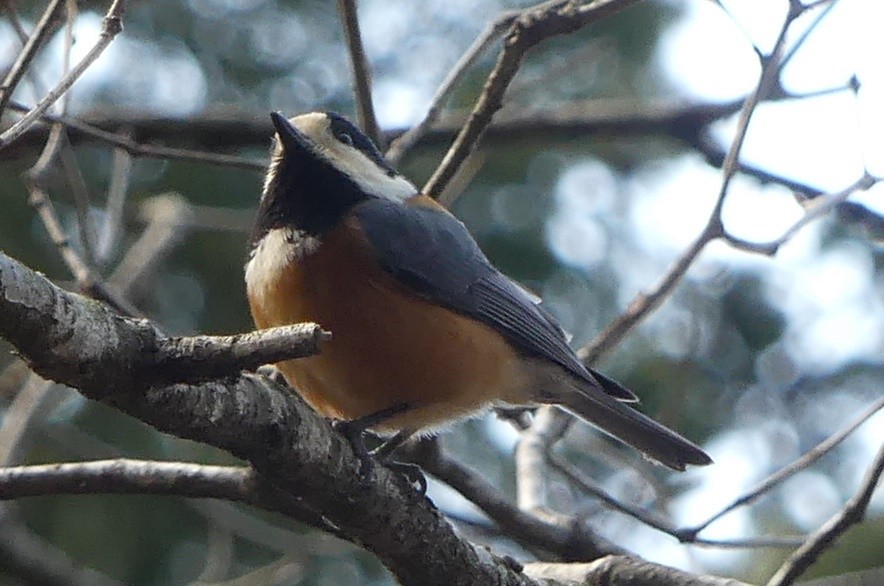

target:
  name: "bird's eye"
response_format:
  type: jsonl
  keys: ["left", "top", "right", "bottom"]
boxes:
{"left": 337, "top": 132, "right": 354, "bottom": 146}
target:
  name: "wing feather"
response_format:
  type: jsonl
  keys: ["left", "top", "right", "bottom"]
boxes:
{"left": 352, "top": 199, "right": 636, "bottom": 401}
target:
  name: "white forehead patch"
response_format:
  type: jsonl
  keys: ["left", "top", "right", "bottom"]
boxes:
{"left": 283, "top": 113, "right": 418, "bottom": 203}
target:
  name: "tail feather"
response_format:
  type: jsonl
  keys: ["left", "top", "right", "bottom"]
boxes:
{"left": 554, "top": 377, "right": 712, "bottom": 471}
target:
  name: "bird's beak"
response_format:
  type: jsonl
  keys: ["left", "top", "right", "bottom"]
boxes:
{"left": 270, "top": 111, "right": 310, "bottom": 153}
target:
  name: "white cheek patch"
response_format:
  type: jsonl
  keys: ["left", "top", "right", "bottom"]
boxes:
{"left": 322, "top": 140, "right": 417, "bottom": 203}
{"left": 245, "top": 228, "right": 320, "bottom": 302}
{"left": 350, "top": 164, "right": 417, "bottom": 203}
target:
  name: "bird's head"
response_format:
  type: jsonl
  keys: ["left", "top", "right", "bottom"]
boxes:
{"left": 254, "top": 111, "right": 416, "bottom": 243}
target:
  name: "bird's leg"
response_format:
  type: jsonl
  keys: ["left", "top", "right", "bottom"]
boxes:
{"left": 332, "top": 403, "right": 411, "bottom": 481}
{"left": 372, "top": 429, "right": 427, "bottom": 494}
{"left": 372, "top": 428, "right": 414, "bottom": 460}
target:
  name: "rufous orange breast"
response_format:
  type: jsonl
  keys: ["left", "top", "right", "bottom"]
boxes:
{"left": 246, "top": 212, "right": 526, "bottom": 432}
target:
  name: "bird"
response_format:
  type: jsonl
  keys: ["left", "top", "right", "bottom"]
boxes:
{"left": 245, "top": 111, "right": 712, "bottom": 474}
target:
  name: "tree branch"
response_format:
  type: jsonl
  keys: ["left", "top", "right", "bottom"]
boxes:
{"left": 525, "top": 556, "right": 752, "bottom": 586}
{"left": 336, "top": 0, "right": 381, "bottom": 146}
{"left": 0, "top": 459, "right": 253, "bottom": 501}
{"left": 422, "top": 0, "right": 644, "bottom": 198}
{"left": 0, "top": 0, "right": 127, "bottom": 150}
{"left": 0, "top": 0, "right": 66, "bottom": 117}
{"left": 0, "top": 250, "right": 533, "bottom": 585}
{"left": 766, "top": 442, "right": 884, "bottom": 586}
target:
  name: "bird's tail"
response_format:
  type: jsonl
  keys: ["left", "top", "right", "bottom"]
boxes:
{"left": 552, "top": 374, "right": 712, "bottom": 471}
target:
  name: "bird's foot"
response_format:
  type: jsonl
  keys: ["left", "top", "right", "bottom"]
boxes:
{"left": 332, "top": 404, "right": 418, "bottom": 488}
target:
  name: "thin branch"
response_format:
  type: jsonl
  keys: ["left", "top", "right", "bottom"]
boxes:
{"left": 0, "top": 511, "right": 124, "bottom": 586}
{"left": 0, "top": 373, "right": 53, "bottom": 466}
{"left": 525, "top": 555, "right": 754, "bottom": 586}
{"left": 5, "top": 98, "right": 747, "bottom": 170}
{"left": 515, "top": 406, "right": 570, "bottom": 514}
{"left": 57, "top": 129, "right": 98, "bottom": 266}
{"left": 548, "top": 451, "right": 674, "bottom": 535}
{"left": 723, "top": 173, "right": 878, "bottom": 255}
{"left": 401, "top": 437, "right": 622, "bottom": 561}
{"left": 0, "top": 0, "right": 127, "bottom": 150}
{"left": 422, "top": 0, "right": 644, "bottom": 198}
{"left": 0, "top": 459, "right": 254, "bottom": 501}
{"left": 679, "top": 396, "right": 884, "bottom": 540}
{"left": 385, "top": 9, "right": 521, "bottom": 164}
{"left": 107, "top": 193, "right": 193, "bottom": 295}
{"left": 578, "top": 0, "right": 799, "bottom": 364}
{"left": 97, "top": 139, "right": 134, "bottom": 264}
{"left": 153, "top": 323, "right": 331, "bottom": 383}
{"left": 779, "top": 0, "right": 839, "bottom": 70}
{"left": 58, "top": 0, "right": 78, "bottom": 115}
{"left": 0, "top": 0, "right": 66, "bottom": 117}
{"left": 767, "top": 442, "right": 884, "bottom": 586}
{"left": 24, "top": 125, "right": 140, "bottom": 317}
{"left": 5, "top": 101, "right": 265, "bottom": 169}
{"left": 336, "top": 0, "right": 381, "bottom": 146}
{"left": 2, "top": 0, "right": 32, "bottom": 43}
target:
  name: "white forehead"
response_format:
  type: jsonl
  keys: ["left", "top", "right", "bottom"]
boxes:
{"left": 279, "top": 112, "right": 417, "bottom": 203}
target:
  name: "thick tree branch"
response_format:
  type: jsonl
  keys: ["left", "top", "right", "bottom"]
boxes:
{"left": 0, "top": 250, "right": 532, "bottom": 585}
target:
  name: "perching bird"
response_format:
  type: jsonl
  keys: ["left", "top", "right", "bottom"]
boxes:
{"left": 245, "top": 111, "right": 711, "bottom": 472}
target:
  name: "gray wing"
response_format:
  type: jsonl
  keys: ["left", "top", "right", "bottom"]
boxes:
{"left": 352, "top": 198, "right": 637, "bottom": 401}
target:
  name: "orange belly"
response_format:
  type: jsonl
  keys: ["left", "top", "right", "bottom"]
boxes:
{"left": 247, "top": 216, "right": 526, "bottom": 431}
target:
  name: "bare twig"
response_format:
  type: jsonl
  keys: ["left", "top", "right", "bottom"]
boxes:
{"left": 0, "top": 511, "right": 124, "bottom": 586}
{"left": 25, "top": 125, "right": 139, "bottom": 316}
{"left": 779, "top": 0, "right": 838, "bottom": 70}
{"left": 422, "top": 0, "right": 644, "bottom": 198}
{"left": 0, "top": 459, "right": 253, "bottom": 501}
{"left": 548, "top": 451, "right": 673, "bottom": 534}
{"left": 0, "top": 0, "right": 127, "bottom": 150}
{"left": 680, "top": 396, "right": 884, "bottom": 540}
{"left": 0, "top": 374, "right": 53, "bottom": 466}
{"left": 108, "top": 193, "right": 193, "bottom": 295}
{"left": 152, "top": 323, "right": 331, "bottom": 383}
{"left": 401, "top": 437, "right": 622, "bottom": 560}
{"left": 336, "top": 0, "right": 381, "bottom": 146}
{"left": 3, "top": 0, "right": 31, "bottom": 43}
{"left": 515, "top": 406, "right": 570, "bottom": 514}
{"left": 723, "top": 173, "right": 878, "bottom": 255}
{"left": 97, "top": 140, "right": 134, "bottom": 264}
{"left": 767, "top": 442, "right": 884, "bottom": 586}
{"left": 6, "top": 101, "right": 265, "bottom": 169}
{"left": 0, "top": 0, "right": 66, "bottom": 116}
{"left": 578, "top": 0, "right": 800, "bottom": 364}
{"left": 57, "top": 129, "right": 99, "bottom": 265}
{"left": 525, "top": 556, "right": 753, "bottom": 586}
{"left": 58, "top": 0, "right": 78, "bottom": 114}
{"left": 385, "top": 9, "right": 521, "bottom": 164}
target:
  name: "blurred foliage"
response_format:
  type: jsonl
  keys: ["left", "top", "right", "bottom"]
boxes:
{"left": 1, "top": 0, "right": 882, "bottom": 584}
